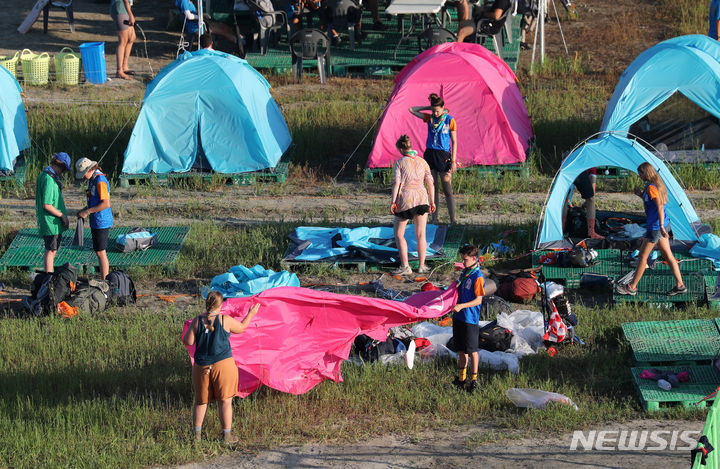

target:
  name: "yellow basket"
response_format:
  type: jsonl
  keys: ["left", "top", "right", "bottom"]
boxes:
{"left": 20, "top": 49, "right": 50, "bottom": 86}
{"left": 54, "top": 47, "right": 81, "bottom": 85}
{"left": 0, "top": 51, "right": 19, "bottom": 79}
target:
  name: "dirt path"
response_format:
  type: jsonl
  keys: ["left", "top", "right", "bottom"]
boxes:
{"left": 175, "top": 419, "right": 701, "bottom": 468}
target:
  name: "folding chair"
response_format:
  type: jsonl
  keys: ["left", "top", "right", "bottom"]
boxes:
{"left": 474, "top": 4, "right": 512, "bottom": 59}
{"left": 326, "top": 0, "right": 363, "bottom": 50}
{"left": 43, "top": 0, "right": 74, "bottom": 34}
{"left": 246, "top": 0, "right": 291, "bottom": 55}
{"left": 417, "top": 27, "right": 456, "bottom": 53}
{"left": 289, "top": 29, "right": 331, "bottom": 84}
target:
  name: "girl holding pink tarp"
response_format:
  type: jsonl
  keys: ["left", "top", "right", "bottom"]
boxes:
{"left": 409, "top": 93, "right": 457, "bottom": 225}
{"left": 390, "top": 135, "right": 435, "bottom": 276}
{"left": 182, "top": 291, "right": 260, "bottom": 444}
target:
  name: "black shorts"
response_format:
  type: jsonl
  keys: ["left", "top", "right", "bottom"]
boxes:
{"left": 423, "top": 148, "right": 452, "bottom": 173}
{"left": 43, "top": 234, "right": 62, "bottom": 251}
{"left": 91, "top": 228, "right": 110, "bottom": 252}
{"left": 395, "top": 204, "right": 430, "bottom": 220}
{"left": 453, "top": 320, "right": 480, "bottom": 353}
{"left": 574, "top": 171, "right": 594, "bottom": 199}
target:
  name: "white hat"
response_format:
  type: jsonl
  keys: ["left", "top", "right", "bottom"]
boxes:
{"left": 75, "top": 157, "right": 98, "bottom": 179}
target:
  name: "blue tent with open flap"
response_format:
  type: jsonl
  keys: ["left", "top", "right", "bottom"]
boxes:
{"left": 535, "top": 132, "right": 708, "bottom": 250}
{"left": 0, "top": 65, "right": 30, "bottom": 172}
{"left": 600, "top": 35, "right": 720, "bottom": 136}
{"left": 121, "top": 49, "right": 292, "bottom": 175}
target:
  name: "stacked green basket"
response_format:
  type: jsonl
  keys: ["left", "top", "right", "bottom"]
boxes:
{"left": 20, "top": 49, "right": 50, "bottom": 86}
{"left": 54, "top": 47, "right": 81, "bottom": 85}
{"left": 0, "top": 51, "right": 19, "bottom": 79}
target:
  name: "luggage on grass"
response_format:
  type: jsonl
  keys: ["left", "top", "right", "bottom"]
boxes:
{"left": 105, "top": 270, "right": 137, "bottom": 305}
{"left": 115, "top": 227, "right": 158, "bottom": 253}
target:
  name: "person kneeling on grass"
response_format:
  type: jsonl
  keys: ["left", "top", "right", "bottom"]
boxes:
{"left": 182, "top": 291, "right": 260, "bottom": 444}
{"left": 451, "top": 244, "right": 485, "bottom": 394}
{"left": 76, "top": 158, "right": 113, "bottom": 280}
{"left": 616, "top": 163, "right": 686, "bottom": 297}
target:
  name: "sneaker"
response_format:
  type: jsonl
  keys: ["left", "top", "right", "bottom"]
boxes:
{"left": 466, "top": 380, "right": 479, "bottom": 394}
{"left": 452, "top": 377, "right": 466, "bottom": 390}
{"left": 222, "top": 431, "right": 239, "bottom": 445}
{"left": 616, "top": 283, "right": 637, "bottom": 296}
{"left": 417, "top": 265, "right": 431, "bottom": 274}
{"left": 666, "top": 285, "right": 688, "bottom": 296}
{"left": 392, "top": 265, "right": 412, "bottom": 276}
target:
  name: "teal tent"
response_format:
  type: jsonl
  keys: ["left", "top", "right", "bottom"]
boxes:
{"left": 601, "top": 35, "right": 720, "bottom": 135}
{"left": 0, "top": 65, "right": 30, "bottom": 172}
{"left": 122, "top": 50, "right": 292, "bottom": 175}
{"left": 535, "top": 133, "right": 706, "bottom": 250}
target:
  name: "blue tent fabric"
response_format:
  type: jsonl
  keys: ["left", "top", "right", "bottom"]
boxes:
{"left": 285, "top": 225, "right": 444, "bottom": 261}
{"left": 122, "top": 50, "right": 292, "bottom": 174}
{"left": 536, "top": 133, "right": 703, "bottom": 249}
{"left": 203, "top": 264, "right": 300, "bottom": 298}
{"left": 690, "top": 234, "right": 720, "bottom": 269}
{"left": 601, "top": 35, "right": 720, "bottom": 134}
{"left": 0, "top": 66, "right": 30, "bottom": 172}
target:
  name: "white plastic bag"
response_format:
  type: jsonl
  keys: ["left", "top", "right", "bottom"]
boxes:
{"left": 479, "top": 350, "right": 519, "bottom": 374}
{"left": 505, "top": 388, "right": 578, "bottom": 410}
{"left": 419, "top": 343, "right": 457, "bottom": 361}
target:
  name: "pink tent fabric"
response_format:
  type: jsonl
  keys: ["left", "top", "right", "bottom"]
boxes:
{"left": 182, "top": 285, "right": 458, "bottom": 397}
{"left": 367, "top": 43, "right": 533, "bottom": 168}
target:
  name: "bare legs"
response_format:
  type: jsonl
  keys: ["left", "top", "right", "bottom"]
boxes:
{"left": 628, "top": 237, "right": 684, "bottom": 290}
{"left": 116, "top": 28, "right": 135, "bottom": 80}
{"left": 193, "top": 398, "right": 234, "bottom": 436}
{"left": 414, "top": 213, "right": 428, "bottom": 269}
{"left": 394, "top": 217, "right": 410, "bottom": 268}
{"left": 43, "top": 249, "right": 57, "bottom": 273}
{"left": 96, "top": 250, "right": 109, "bottom": 280}
{"left": 394, "top": 213, "right": 429, "bottom": 269}
{"left": 431, "top": 170, "right": 455, "bottom": 224}
{"left": 458, "top": 351, "right": 478, "bottom": 375}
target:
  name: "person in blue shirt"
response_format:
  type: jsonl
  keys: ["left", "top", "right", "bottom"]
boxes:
{"left": 176, "top": 0, "right": 243, "bottom": 49}
{"left": 451, "top": 244, "right": 485, "bottom": 394}
{"left": 710, "top": 0, "right": 720, "bottom": 40}
{"left": 75, "top": 158, "right": 113, "bottom": 279}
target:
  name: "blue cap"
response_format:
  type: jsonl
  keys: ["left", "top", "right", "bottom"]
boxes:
{"left": 53, "top": 152, "right": 71, "bottom": 171}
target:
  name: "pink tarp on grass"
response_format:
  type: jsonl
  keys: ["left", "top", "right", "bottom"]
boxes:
{"left": 182, "top": 285, "right": 458, "bottom": 397}
{"left": 367, "top": 43, "right": 533, "bottom": 168}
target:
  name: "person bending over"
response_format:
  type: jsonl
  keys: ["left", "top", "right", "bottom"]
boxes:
{"left": 562, "top": 168, "right": 604, "bottom": 240}
{"left": 616, "top": 163, "right": 686, "bottom": 297}
{"left": 182, "top": 292, "right": 260, "bottom": 443}
{"left": 409, "top": 93, "right": 457, "bottom": 224}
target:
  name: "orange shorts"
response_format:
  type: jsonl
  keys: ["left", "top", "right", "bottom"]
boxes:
{"left": 192, "top": 357, "right": 239, "bottom": 404}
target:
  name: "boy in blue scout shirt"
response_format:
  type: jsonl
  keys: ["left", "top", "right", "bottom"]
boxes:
{"left": 76, "top": 158, "right": 114, "bottom": 279}
{"left": 451, "top": 244, "right": 485, "bottom": 394}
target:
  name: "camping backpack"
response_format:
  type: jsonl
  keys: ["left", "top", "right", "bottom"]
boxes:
{"left": 105, "top": 270, "right": 137, "bottom": 306}
{"left": 66, "top": 282, "right": 108, "bottom": 314}
{"left": 115, "top": 227, "right": 158, "bottom": 253}
{"left": 478, "top": 320, "right": 513, "bottom": 352}
{"left": 499, "top": 272, "right": 539, "bottom": 303}
{"left": 23, "top": 263, "right": 78, "bottom": 316}
{"left": 354, "top": 334, "right": 396, "bottom": 362}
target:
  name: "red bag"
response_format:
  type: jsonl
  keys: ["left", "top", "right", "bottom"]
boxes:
{"left": 499, "top": 276, "right": 538, "bottom": 303}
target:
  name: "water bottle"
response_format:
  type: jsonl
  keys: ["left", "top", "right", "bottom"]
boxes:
{"left": 657, "top": 379, "right": 672, "bottom": 391}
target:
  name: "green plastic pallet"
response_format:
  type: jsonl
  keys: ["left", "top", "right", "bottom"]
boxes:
{"left": 364, "top": 163, "right": 529, "bottom": 184}
{"left": 631, "top": 365, "right": 719, "bottom": 411}
{"left": 533, "top": 249, "right": 623, "bottom": 288}
{"left": 0, "top": 226, "right": 190, "bottom": 273}
{"left": 622, "top": 319, "right": 720, "bottom": 366}
{"left": 613, "top": 270, "right": 707, "bottom": 305}
{"left": 281, "top": 224, "right": 464, "bottom": 272}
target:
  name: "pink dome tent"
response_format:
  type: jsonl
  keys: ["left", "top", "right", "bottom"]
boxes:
{"left": 367, "top": 43, "right": 533, "bottom": 169}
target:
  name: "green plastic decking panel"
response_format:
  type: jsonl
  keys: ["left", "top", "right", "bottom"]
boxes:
{"left": 631, "top": 365, "right": 719, "bottom": 411}
{"left": 533, "top": 249, "right": 624, "bottom": 288}
{"left": 245, "top": 9, "right": 523, "bottom": 74}
{"left": 621, "top": 319, "right": 720, "bottom": 365}
{"left": 0, "top": 227, "right": 190, "bottom": 272}
{"left": 282, "top": 224, "right": 465, "bottom": 271}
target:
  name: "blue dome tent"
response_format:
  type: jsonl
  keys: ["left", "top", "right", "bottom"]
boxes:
{"left": 122, "top": 50, "right": 292, "bottom": 175}
{"left": 535, "top": 133, "right": 707, "bottom": 250}
{"left": 0, "top": 65, "right": 30, "bottom": 172}
{"left": 600, "top": 35, "right": 720, "bottom": 135}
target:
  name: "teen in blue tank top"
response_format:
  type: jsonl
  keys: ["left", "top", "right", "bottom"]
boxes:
{"left": 76, "top": 158, "right": 113, "bottom": 279}
{"left": 616, "top": 163, "right": 686, "bottom": 297}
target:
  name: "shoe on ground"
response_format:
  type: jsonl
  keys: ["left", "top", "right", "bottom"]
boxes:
{"left": 372, "top": 21, "right": 387, "bottom": 30}
{"left": 616, "top": 283, "right": 637, "bottom": 296}
{"left": 466, "top": 380, "right": 479, "bottom": 394}
{"left": 194, "top": 430, "right": 202, "bottom": 442}
{"left": 417, "top": 265, "right": 431, "bottom": 274}
{"left": 222, "top": 431, "right": 239, "bottom": 445}
{"left": 392, "top": 265, "right": 412, "bottom": 276}
{"left": 666, "top": 285, "right": 688, "bottom": 296}
{"left": 452, "top": 377, "right": 466, "bottom": 390}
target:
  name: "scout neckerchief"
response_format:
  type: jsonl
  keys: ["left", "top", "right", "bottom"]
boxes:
{"left": 429, "top": 111, "right": 448, "bottom": 147}
{"left": 404, "top": 150, "right": 418, "bottom": 157}
{"left": 457, "top": 262, "right": 479, "bottom": 287}
{"left": 43, "top": 165, "right": 63, "bottom": 192}
{"left": 86, "top": 169, "right": 103, "bottom": 201}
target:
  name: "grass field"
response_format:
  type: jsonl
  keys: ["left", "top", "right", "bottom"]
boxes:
{"left": 1, "top": 1, "right": 718, "bottom": 467}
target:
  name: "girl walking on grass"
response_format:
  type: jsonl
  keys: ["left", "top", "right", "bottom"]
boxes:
{"left": 409, "top": 93, "right": 457, "bottom": 224}
{"left": 616, "top": 163, "right": 686, "bottom": 296}
{"left": 182, "top": 292, "right": 260, "bottom": 443}
{"left": 390, "top": 135, "right": 435, "bottom": 276}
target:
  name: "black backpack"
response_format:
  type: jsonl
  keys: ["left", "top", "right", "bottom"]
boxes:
{"left": 23, "top": 263, "right": 78, "bottom": 316}
{"left": 66, "top": 283, "right": 107, "bottom": 314}
{"left": 478, "top": 320, "right": 513, "bottom": 352}
{"left": 354, "top": 334, "right": 396, "bottom": 362}
{"left": 105, "top": 270, "right": 136, "bottom": 306}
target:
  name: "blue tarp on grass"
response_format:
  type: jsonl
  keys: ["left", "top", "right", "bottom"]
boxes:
{"left": 204, "top": 264, "right": 300, "bottom": 298}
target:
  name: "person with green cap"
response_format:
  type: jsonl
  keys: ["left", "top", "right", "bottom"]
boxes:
{"left": 36, "top": 152, "right": 71, "bottom": 273}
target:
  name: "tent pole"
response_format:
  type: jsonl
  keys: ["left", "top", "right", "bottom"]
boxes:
{"left": 539, "top": 0, "right": 545, "bottom": 64}
{"left": 198, "top": 0, "right": 204, "bottom": 50}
